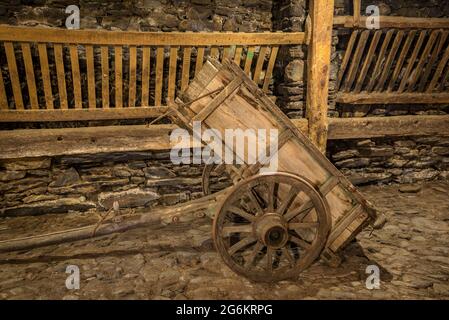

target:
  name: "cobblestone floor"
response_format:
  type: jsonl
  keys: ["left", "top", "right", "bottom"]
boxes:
{"left": 0, "top": 181, "right": 448, "bottom": 300}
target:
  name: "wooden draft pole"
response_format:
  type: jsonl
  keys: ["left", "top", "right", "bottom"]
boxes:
{"left": 306, "top": 0, "right": 335, "bottom": 153}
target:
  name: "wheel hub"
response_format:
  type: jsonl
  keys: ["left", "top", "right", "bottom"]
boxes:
{"left": 254, "top": 213, "right": 289, "bottom": 249}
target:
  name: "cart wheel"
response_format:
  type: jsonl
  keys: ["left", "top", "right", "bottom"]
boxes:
{"left": 202, "top": 163, "right": 229, "bottom": 195}
{"left": 212, "top": 172, "right": 330, "bottom": 282}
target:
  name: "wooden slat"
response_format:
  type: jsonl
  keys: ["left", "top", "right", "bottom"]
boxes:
{"left": 141, "top": 47, "right": 151, "bottom": 106}
{"left": 253, "top": 46, "right": 268, "bottom": 85}
{"left": 85, "top": 45, "right": 96, "bottom": 109}
{"left": 243, "top": 46, "right": 255, "bottom": 75}
{"left": 0, "top": 107, "right": 169, "bottom": 122}
{"left": 0, "top": 69, "right": 7, "bottom": 109}
{"left": 353, "top": 0, "right": 361, "bottom": 27}
{"left": 210, "top": 46, "right": 219, "bottom": 60}
{"left": 100, "top": 46, "right": 109, "bottom": 109}
{"left": 234, "top": 46, "right": 243, "bottom": 66}
{"left": 398, "top": 30, "right": 427, "bottom": 93}
{"left": 128, "top": 45, "right": 137, "bottom": 108}
{"left": 37, "top": 44, "right": 53, "bottom": 109}
{"left": 375, "top": 30, "right": 405, "bottom": 91}
{"left": 222, "top": 46, "right": 232, "bottom": 61}
{"left": 337, "top": 92, "right": 449, "bottom": 104}
{"left": 262, "top": 46, "right": 279, "bottom": 92}
{"left": 69, "top": 45, "right": 82, "bottom": 109}
{"left": 388, "top": 31, "right": 416, "bottom": 92}
{"left": 195, "top": 47, "right": 205, "bottom": 76}
{"left": 419, "top": 31, "right": 448, "bottom": 92}
{"left": 0, "top": 27, "right": 306, "bottom": 46}
{"left": 168, "top": 46, "right": 178, "bottom": 102}
{"left": 441, "top": 66, "right": 449, "bottom": 91}
{"left": 354, "top": 30, "right": 382, "bottom": 93}
{"left": 21, "top": 43, "right": 39, "bottom": 109}
{"left": 343, "top": 30, "right": 369, "bottom": 91}
{"left": 191, "top": 77, "right": 243, "bottom": 123}
{"left": 334, "top": 15, "right": 449, "bottom": 29}
{"left": 337, "top": 30, "right": 359, "bottom": 90}
{"left": 181, "top": 47, "right": 192, "bottom": 92}
{"left": 366, "top": 29, "right": 395, "bottom": 92}
{"left": 53, "top": 44, "right": 68, "bottom": 109}
{"left": 406, "top": 30, "right": 439, "bottom": 92}
{"left": 428, "top": 40, "right": 449, "bottom": 92}
{"left": 4, "top": 42, "right": 23, "bottom": 110}
{"left": 154, "top": 47, "right": 164, "bottom": 106}
{"left": 306, "top": 0, "right": 334, "bottom": 153}
{"left": 114, "top": 46, "right": 123, "bottom": 108}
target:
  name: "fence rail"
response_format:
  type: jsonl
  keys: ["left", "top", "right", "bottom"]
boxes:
{"left": 0, "top": 26, "right": 305, "bottom": 121}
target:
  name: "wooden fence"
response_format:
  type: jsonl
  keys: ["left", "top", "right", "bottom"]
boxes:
{"left": 0, "top": 26, "right": 304, "bottom": 122}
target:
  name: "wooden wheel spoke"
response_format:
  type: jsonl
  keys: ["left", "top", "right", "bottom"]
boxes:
{"left": 247, "top": 188, "right": 264, "bottom": 215}
{"left": 277, "top": 186, "right": 299, "bottom": 215}
{"left": 288, "top": 222, "right": 318, "bottom": 230}
{"left": 222, "top": 224, "right": 253, "bottom": 237}
{"left": 284, "top": 200, "right": 313, "bottom": 222}
{"left": 282, "top": 247, "right": 295, "bottom": 267}
{"left": 266, "top": 181, "right": 276, "bottom": 211}
{"left": 290, "top": 235, "right": 311, "bottom": 249}
{"left": 266, "top": 247, "right": 273, "bottom": 273}
{"left": 245, "top": 242, "right": 264, "bottom": 268}
{"left": 228, "top": 205, "right": 256, "bottom": 222}
{"left": 228, "top": 236, "right": 256, "bottom": 256}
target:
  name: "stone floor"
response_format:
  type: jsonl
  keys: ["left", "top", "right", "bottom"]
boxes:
{"left": 0, "top": 181, "right": 448, "bottom": 300}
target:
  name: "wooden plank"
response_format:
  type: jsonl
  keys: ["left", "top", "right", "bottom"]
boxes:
{"left": 366, "top": 29, "right": 394, "bottom": 92}
{"left": 398, "top": 31, "right": 427, "bottom": 93}
{"left": 336, "top": 92, "right": 449, "bottom": 104}
{"left": 243, "top": 46, "right": 255, "bottom": 75}
{"left": 195, "top": 47, "right": 205, "bottom": 76}
{"left": 343, "top": 30, "right": 369, "bottom": 91}
{"left": 37, "top": 44, "right": 53, "bottom": 109}
{"left": 262, "top": 46, "right": 279, "bottom": 92}
{"left": 128, "top": 45, "right": 137, "bottom": 107}
{"left": 191, "top": 77, "right": 243, "bottom": 123}
{"left": 141, "top": 47, "right": 150, "bottom": 106}
{"left": 354, "top": 30, "right": 382, "bottom": 93}
{"left": 100, "top": 46, "right": 109, "bottom": 109}
{"left": 85, "top": 45, "right": 96, "bottom": 108}
{"left": 253, "top": 46, "right": 268, "bottom": 85}
{"left": 222, "top": 46, "right": 232, "bottom": 61}
{"left": 167, "top": 46, "right": 178, "bottom": 103}
{"left": 4, "top": 42, "right": 23, "bottom": 110}
{"left": 0, "top": 68, "right": 7, "bottom": 109}
{"left": 419, "top": 31, "right": 448, "bottom": 92}
{"left": 0, "top": 27, "right": 306, "bottom": 46}
{"left": 334, "top": 15, "right": 449, "bottom": 29}
{"left": 155, "top": 47, "right": 164, "bottom": 106}
{"left": 0, "top": 106, "right": 169, "bottom": 122}
{"left": 428, "top": 40, "right": 449, "bottom": 92}
{"left": 306, "top": 0, "right": 334, "bottom": 153}
{"left": 53, "top": 44, "right": 68, "bottom": 109}
{"left": 210, "top": 46, "right": 219, "bottom": 60}
{"left": 181, "top": 47, "right": 192, "bottom": 92}
{"left": 406, "top": 30, "right": 439, "bottom": 92}
{"left": 337, "top": 30, "right": 359, "bottom": 90}
{"left": 234, "top": 46, "right": 243, "bottom": 66}
{"left": 375, "top": 30, "right": 405, "bottom": 91}
{"left": 21, "top": 43, "right": 39, "bottom": 109}
{"left": 388, "top": 31, "right": 416, "bottom": 92}
{"left": 114, "top": 46, "right": 123, "bottom": 108}
{"left": 69, "top": 45, "right": 82, "bottom": 109}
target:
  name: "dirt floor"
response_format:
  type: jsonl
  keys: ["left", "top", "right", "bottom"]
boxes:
{"left": 0, "top": 181, "right": 448, "bottom": 300}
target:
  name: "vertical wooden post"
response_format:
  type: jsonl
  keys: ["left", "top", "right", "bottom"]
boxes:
{"left": 353, "top": 0, "right": 361, "bottom": 27}
{"left": 306, "top": 0, "right": 334, "bottom": 154}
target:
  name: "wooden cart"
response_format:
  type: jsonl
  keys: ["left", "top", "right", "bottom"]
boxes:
{"left": 167, "top": 58, "right": 378, "bottom": 282}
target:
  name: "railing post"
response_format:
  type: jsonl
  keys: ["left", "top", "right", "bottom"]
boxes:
{"left": 306, "top": 0, "right": 335, "bottom": 154}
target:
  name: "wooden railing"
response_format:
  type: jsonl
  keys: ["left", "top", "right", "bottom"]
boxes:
{"left": 0, "top": 25, "right": 305, "bottom": 122}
